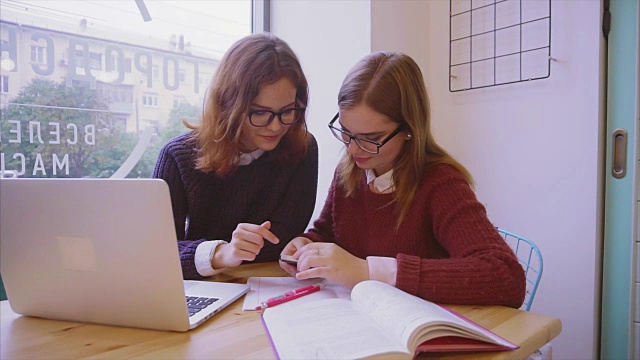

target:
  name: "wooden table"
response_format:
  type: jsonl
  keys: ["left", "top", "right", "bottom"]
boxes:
{"left": 0, "top": 262, "right": 561, "bottom": 359}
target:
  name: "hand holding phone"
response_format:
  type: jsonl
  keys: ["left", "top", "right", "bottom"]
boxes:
{"left": 279, "top": 254, "right": 298, "bottom": 265}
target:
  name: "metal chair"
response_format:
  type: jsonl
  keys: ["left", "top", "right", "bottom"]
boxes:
{"left": 497, "top": 228, "right": 543, "bottom": 312}
{"left": 497, "top": 229, "right": 551, "bottom": 359}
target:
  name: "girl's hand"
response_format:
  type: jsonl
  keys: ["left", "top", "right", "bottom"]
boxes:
{"left": 294, "top": 243, "right": 369, "bottom": 288}
{"left": 213, "top": 221, "right": 279, "bottom": 268}
{"left": 278, "top": 236, "right": 313, "bottom": 276}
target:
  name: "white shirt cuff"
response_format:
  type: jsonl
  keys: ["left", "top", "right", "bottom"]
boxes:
{"left": 195, "top": 240, "right": 228, "bottom": 277}
{"left": 366, "top": 256, "right": 397, "bottom": 286}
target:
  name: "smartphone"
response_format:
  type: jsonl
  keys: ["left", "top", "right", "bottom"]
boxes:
{"left": 279, "top": 254, "right": 298, "bottom": 265}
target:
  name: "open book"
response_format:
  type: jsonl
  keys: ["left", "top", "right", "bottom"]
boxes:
{"left": 261, "top": 280, "right": 518, "bottom": 360}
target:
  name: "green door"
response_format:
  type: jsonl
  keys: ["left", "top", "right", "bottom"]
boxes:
{"left": 601, "top": 0, "right": 639, "bottom": 358}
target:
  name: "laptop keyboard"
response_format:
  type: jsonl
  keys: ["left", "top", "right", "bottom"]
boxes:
{"left": 186, "top": 296, "right": 219, "bottom": 317}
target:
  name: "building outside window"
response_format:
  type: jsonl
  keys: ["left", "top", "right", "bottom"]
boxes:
{"left": 0, "top": 75, "right": 7, "bottom": 93}
{"left": 0, "top": 1, "right": 254, "bottom": 178}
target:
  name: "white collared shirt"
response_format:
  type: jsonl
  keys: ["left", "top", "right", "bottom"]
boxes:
{"left": 364, "top": 169, "right": 398, "bottom": 285}
{"left": 366, "top": 169, "right": 396, "bottom": 194}
{"left": 236, "top": 148, "right": 265, "bottom": 166}
{"left": 194, "top": 148, "right": 265, "bottom": 276}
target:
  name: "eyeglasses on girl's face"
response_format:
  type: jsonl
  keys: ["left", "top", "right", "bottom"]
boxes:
{"left": 248, "top": 108, "right": 305, "bottom": 127}
{"left": 328, "top": 112, "right": 404, "bottom": 154}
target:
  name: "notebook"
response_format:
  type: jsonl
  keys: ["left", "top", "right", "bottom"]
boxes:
{"left": 0, "top": 178, "right": 249, "bottom": 332}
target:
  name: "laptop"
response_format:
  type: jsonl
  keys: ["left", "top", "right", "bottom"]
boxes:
{"left": 0, "top": 178, "right": 249, "bottom": 332}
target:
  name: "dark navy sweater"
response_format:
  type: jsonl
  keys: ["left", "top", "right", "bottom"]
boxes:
{"left": 153, "top": 133, "right": 318, "bottom": 279}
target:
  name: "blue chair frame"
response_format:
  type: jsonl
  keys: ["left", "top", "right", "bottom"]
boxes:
{"left": 497, "top": 228, "right": 543, "bottom": 311}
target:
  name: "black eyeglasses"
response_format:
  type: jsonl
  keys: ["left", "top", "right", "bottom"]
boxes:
{"left": 248, "top": 107, "right": 305, "bottom": 127}
{"left": 328, "top": 112, "right": 404, "bottom": 154}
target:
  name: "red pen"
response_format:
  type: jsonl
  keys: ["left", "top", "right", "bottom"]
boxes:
{"left": 255, "top": 284, "right": 323, "bottom": 310}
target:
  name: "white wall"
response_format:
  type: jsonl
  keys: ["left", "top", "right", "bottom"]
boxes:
{"left": 271, "top": 0, "right": 371, "bottom": 222}
{"left": 372, "top": 1, "right": 603, "bottom": 359}
{"left": 274, "top": 1, "right": 604, "bottom": 359}
{"left": 371, "top": 0, "right": 430, "bottom": 72}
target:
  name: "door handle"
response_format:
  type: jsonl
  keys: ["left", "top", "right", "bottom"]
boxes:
{"left": 611, "top": 128, "right": 627, "bottom": 179}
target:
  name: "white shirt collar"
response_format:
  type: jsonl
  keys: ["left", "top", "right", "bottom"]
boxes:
{"left": 236, "top": 148, "right": 265, "bottom": 166}
{"left": 365, "top": 169, "right": 395, "bottom": 194}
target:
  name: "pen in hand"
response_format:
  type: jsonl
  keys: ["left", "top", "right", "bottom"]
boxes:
{"left": 254, "top": 284, "right": 323, "bottom": 310}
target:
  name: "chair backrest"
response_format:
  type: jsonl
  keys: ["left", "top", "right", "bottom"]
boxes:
{"left": 497, "top": 228, "right": 543, "bottom": 311}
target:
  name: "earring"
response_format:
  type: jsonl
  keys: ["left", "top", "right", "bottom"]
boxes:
{"left": 406, "top": 133, "right": 412, "bottom": 140}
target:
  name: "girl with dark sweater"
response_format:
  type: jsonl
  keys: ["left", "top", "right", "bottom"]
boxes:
{"left": 280, "top": 52, "right": 524, "bottom": 308}
{"left": 154, "top": 34, "right": 318, "bottom": 280}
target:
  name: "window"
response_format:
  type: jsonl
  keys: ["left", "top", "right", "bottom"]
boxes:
{"left": 124, "top": 58, "right": 132, "bottom": 73}
{"left": 89, "top": 52, "right": 102, "bottom": 70}
{"left": 143, "top": 119, "right": 161, "bottom": 135}
{"left": 113, "top": 116, "right": 127, "bottom": 132}
{"left": 142, "top": 93, "right": 159, "bottom": 107}
{"left": 106, "top": 56, "right": 133, "bottom": 73}
{"left": 173, "top": 95, "right": 187, "bottom": 107}
{"left": 199, "top": 72, "right": 210, "bottom": 86}
{"left": 105, "top": 55, "right": 115, "bottom": 72}
{"left": 74, "top": 50, "right": 103, "bottom": 70}
{"left": 152, "top": 65, "right": 160, "bottom": 80}
{"left": 1, "top": 39, "right": 11, "bottom": 68}
{"left": 30, "top": 45, "right": 46, "bottom": 64}
{"left": 0, "top": 75, "right": 8, "bottom": 93}
{"left": 97, "top": 83, "right": 133, "bottom": 105}
{"left": 0, "top": 1, "right": 254, "bottom": 178}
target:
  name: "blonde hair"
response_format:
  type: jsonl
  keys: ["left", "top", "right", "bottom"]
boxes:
{"left": 337, "top": 51, "right": 473, "bottom": 225}
{"left": 189, "top": 33, "right": 309, "bottom": 176}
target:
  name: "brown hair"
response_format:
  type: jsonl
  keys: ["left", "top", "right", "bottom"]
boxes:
{"left": 189, "top": 33, "right": 309, "bottom": 176}
{"left": 336, "top": 51, "right": 473, "bottom": 225}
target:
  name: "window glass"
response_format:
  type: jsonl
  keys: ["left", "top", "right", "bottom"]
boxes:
{"left": 0, "top": 0, "right": 252, "bottom": 178}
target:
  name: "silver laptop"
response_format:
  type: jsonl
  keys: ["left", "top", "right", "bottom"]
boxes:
{"left": 0, "top": 178, "right": 249, "bottom": 332}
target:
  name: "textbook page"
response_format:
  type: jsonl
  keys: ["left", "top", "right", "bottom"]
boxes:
{"left": 262, "top": 298, "right": 410, "bottom": 360}
{"left": 351, "top": 281, "right": 516, "bottom": 351}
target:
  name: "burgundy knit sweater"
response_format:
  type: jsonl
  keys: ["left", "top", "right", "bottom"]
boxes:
{"left": 153, "top": 133, "right": 318, "bottom": 279}
{"left": 304, "top": 164, "right": 525, "bottom": 308}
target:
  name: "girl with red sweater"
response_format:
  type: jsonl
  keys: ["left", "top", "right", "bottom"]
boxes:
{"left": 280, "top": 51, "right": 525, "bottom": 308}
